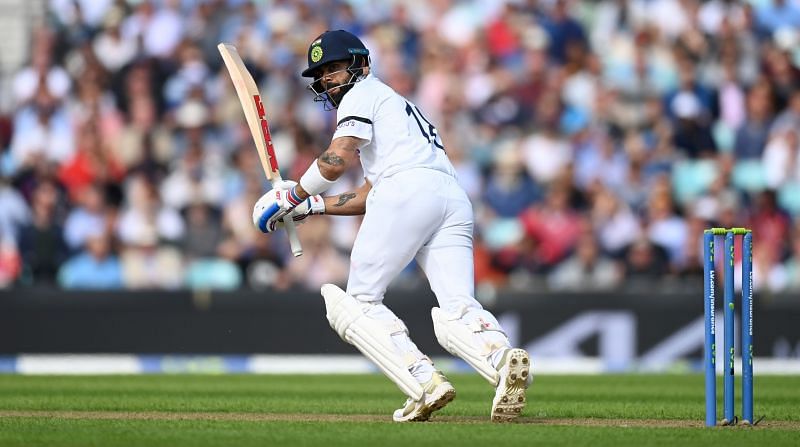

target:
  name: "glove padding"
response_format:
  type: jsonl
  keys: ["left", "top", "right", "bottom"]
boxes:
{"left": 252, "top": 181, "right": 325, "bottom": 233}
{"left": 252, "top": 180, "right": 304, "bottom": 233}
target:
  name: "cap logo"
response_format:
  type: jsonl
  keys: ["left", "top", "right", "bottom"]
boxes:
{"left": 311, "top": 45, "right": 323, "bottom": 63}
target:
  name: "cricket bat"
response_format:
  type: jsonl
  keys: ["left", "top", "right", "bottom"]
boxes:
{"left": 218, "top": 43, "right": 302, "bottom": 257}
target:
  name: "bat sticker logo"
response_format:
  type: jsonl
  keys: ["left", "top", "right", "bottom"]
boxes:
{"left": 252, "top": 95, "right": 279, "bottom": 172}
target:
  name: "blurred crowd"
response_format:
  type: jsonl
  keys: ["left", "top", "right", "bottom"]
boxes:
{"left": 0, "top": 0, "right": 799, "bottom": 293}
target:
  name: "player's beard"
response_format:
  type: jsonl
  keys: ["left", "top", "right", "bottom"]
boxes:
{"left": 308, "top": 69, "right": 361, "bottom": 110}
{"left": 324, "top": 82, "right": 347, "bottom": 108}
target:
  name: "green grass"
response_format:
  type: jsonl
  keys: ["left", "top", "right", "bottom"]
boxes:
{"left": 0, "top": 374, "right": 798, "bottom": 446}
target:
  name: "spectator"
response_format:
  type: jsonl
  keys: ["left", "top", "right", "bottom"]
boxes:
{"left": 163, "top": 44, "right": 212, "bottom": 109}
{"left": 754, "top": 0, "right": 800, "bottom": 36}
{"left": 483, "top": 143, "right": 541, "bottom": 218}
{"left": 58, "top": 123, "right": 125, "bottom": 202}
{"left": 573, "top": 131, "right": 627, "bottom": 191}
{"left": 446, "top": 137, "right": 483, "bottom": 202}
{"left": 17, "top": 181, "right": 69, "bottom": 285}
{"left": 747, "top": 189, "right": 792, "bottom": 259}
{"left": 770, "top": 90, "right": 800, "bottom": 135}
{"left": 285, "top": 218, "right": 349, "bottom": 291}
{"left": 116, "top": 96, "right": 172, "bottom": 174}
{"left": 548, "top": 233, "right": 621, "bottom": 291}
{"left": 733, "top": 83, "right": 773, "bottom": 160}
{"left": 485, "top": 2, "right": 522, "bottom": 63}
{"left": 762, "top": 46, "right": 799, "bottom": 109}
{"left": 613, "top": 142, "right": 650, "bottom": 213}
{"left": 622, "top": 237, "right": 670, "bottom": 281}
{"left": 716, "top": 61, "right": 747, "bottom": 133}
{"left": 92, "top": 8, "right": 138, "bottom": 73}
{"left": 121, "top": 0, "right": 185, "bottom": 59}
{"left": 589, "top": 185, "right": 641, "bottom": 257}
{"left": 521, "top": 93, "right": 572, "bottom": 184}
{"left": 519, "top": 185, "right": 584, "bottom": 272}
{"left": 181, "top": 201, "right": 223, "bottom": 259}
{"left": 643, "top": 0, "right": 693, "bottom": 40}
{"left": 12, "top": 27, "right": 71, "bottom": 105}
{"left": 0, "top": 177, "right": 30, "bottom": 243}
{"left": 117, "top": 174, "right": 185, "bottom": 246}
{"left": 513, "top": 45, "right": 548, "bottom": 123}
{"left": 62, "top": 183, "right": 108, "bottom": 251}
{"left": 119, "top": 225, "right": 184, "bottom": 289}
{"left": 0, "top": 116, "right": 13, "bottom": 176}
{"left": 9, "top": 89, "right": 75, "bottom": 171}
{"left": 160, "top": 102, "right": 226, "bottom": 209}
{"left": 680, "top": 212, "right": 709, "bottom": 277}
{"left": 0, "top": 238, "right": 22, "bottom": 287}
{"left": 737, "top": 243, "right": 784, "bottom": 293}
{"left": 540, "top": 0, "right": 587, "bottom": 65}
{"left": 670, "top": 91, "right": 717, "bottom": 159}
{"left": 645, "top": 182, "right": 689, "bottom": 269}
{"left": 664, "top": 59, "right": 714, "bottom": 123}
{"left": 780, "top": 223, "right": 800, "bottom": 290}
{"left": 58, "top": 230, "right": 123, "bottom": 289}
{"left": 763, "top": 128, "right": 800, "bottom": 189}
{"left": 245, "top": 232, "right": 291, "bottom": 291}
{"left": 698, "top": 0, "right": 747, "bottom": 35}
{"left": 50, "top": 0, "right": 113, "bottom": 30}
{"left": 220, "top": 166, "right": 265, "bottom": 255}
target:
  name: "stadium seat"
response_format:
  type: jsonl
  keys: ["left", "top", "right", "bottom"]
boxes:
{"left": 483, "top": 218, "right": 524, "bottom": 250}
{"left": 712, "top": 121, "right": 735, "bottom": 153}
{"left": 672, "top": 159, "right": 719, "bottom": 205}
{"left": 185, "top": 259, "right": 242, "bottom": 290}
{"left": 731, "top": 160, "right": 767, "bottom": 193}
{"left": 778, "top": 182, "right": 800, "bottom": 216}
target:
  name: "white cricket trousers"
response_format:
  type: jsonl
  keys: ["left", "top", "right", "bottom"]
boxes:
{"left": 345, "top": 168, "right": 508, "bottom": 380}
{"left": 347, "top": 168, "right": 477, "bottom": 313}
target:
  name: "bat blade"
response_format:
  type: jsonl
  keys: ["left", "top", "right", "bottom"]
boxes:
{"left": 217, "top": 43, "right": 280, "bottom": 180}
{"left": 218, "top": 43, "right": 302, "bottom": 257}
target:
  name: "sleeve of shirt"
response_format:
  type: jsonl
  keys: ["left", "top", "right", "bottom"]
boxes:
{"left": 332, "top": 86, "right": 374, "bottom": 143}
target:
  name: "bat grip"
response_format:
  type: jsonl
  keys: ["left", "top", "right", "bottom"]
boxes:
{"left": 283, "top": 216, "right": 303, "bottom": 257}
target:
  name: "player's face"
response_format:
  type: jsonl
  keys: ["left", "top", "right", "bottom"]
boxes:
{"left": 318, "top": 60, "right": 351, "bottom": 96}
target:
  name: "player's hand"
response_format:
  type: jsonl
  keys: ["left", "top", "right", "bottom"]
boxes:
{"left": 253, "top": 180, "right": 310, "bottom": 233}
{"left": 291, "top": 194, "right": 326, "bottom": 222}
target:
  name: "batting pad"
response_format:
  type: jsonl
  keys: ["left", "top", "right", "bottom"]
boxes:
{"left": 321, "top": 284, "right": 424, "bottom": 401}
{"left": 431, "top": 307, "right": 504, "bottom": 386}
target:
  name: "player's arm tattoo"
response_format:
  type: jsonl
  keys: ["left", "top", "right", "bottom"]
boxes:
{"left": 320, "top": 151, "right": 346, "bottom": 167}
{"left": 323, "top": 180, "right": 370, "bottom": 216}
{"left": 333, "top": 192, "right": 357, "bottom": 207}
{"left": 317, "top": 136, "right": 366, "bottom": 180}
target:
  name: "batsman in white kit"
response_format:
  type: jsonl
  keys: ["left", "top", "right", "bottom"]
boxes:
{"left": 253, "top": 30, "right": 532, "bottom": 422}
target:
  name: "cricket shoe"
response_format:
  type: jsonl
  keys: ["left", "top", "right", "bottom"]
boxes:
{"left": 491, "top": 348, "right": 532, "bottom": 422}
{"left": 392, "top": 371, "right": 456, "bottom": 422}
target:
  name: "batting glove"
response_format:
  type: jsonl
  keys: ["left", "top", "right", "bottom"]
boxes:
{"left": 252, "top": 181, "right": 324, "bottom": 233}
{"left": 290, "top": 194, "right": 326, "bottom": 222}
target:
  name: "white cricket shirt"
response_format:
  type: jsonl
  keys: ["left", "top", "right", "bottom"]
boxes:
{"left": 331, "top": 74, "right": 456, "bottom": 185}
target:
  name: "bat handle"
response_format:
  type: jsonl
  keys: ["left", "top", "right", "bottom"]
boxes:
{"left": 283, "top": 216, "right": 303, "bottom": 257}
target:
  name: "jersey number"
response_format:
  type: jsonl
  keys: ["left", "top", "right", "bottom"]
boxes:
{"left": 405, "top": 102, "right": 445, "bottom": 151}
